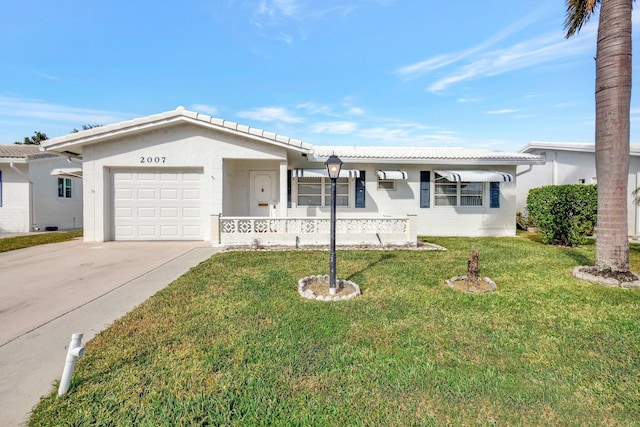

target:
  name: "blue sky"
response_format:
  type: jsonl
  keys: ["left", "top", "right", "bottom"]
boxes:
{"left": 1, "top": 0, "right": 639, "bottom": 151}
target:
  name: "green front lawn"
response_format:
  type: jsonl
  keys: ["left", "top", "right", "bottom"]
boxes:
{"left": 0, "top": 230, "right": 82, "bottom": 253}
{"left": 31, "top": 237, "right": 640, "bottom": 426}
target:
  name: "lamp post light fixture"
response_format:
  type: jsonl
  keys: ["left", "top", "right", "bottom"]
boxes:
{"left": 325, "top": 154, "right": 343, "bottom": 295}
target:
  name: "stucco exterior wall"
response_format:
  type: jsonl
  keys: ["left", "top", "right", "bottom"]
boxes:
{"left": 287, "top": 162, "right": 518, "bottom": 237}
{"left": 29, "top": 157, "right": 83, "bottom": 231}
{"left": 80, "top": 123, "right": 289, "bottom": 241}
{"left": 0, "top": 164, "right": 31, "bottom": 233}
{"left": 517, "top": 148, "right": 640, "bottom": 236}
{"left": 0, "top": 156, "right": 82, "bottom": 233}
{"left": 516, "top": 149, "right": 597, "bottom": 212}
{"left": 223, "top": 159, "right": 283, "bottom": 216}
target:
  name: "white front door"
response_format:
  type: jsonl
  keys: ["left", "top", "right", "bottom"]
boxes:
{"left": 250, "top": 171, "right": 276, "bottom": 217}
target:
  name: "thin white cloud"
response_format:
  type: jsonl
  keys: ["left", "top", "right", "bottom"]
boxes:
{"left": 237, "top": 106, "right": 303, "bottom": 123}
{"left": 31, "top": 70, "right": 57, "bottom": 80}
{"left": 296, "top": 102, "right": 335, "bottom": 116}
{"left": 396, "top": 7, "right": 549, "bottom": 79}
{"left": 250, "top": 0, "right": 362, "bottom": 42}
{"left": 346, "top": 106, "right": 364, "bottom": 116}
{"left": 296, "top": 99, "right": 364, "bottom": 117}
{"left": 356, "top": 126, "right": 463, "bottom": 145}
{"left": 485, "top": 109, "right": 521, "bottom": 115}
{"left": 255, "top": 0, "right": 359, "bottom": 21}
{"left": 457, "top": 97, "right": 482, "bottom": 103}
{"left": 0, "top": 95, "right": 129, "bottom": 125}
{"left": 427, "top": 29, "right": 595, "bottom": 92}
{"left": 190, "top": 103, "right": 219, "bottom": 115}
{"left": 397, "top": 6, "right": 604, "bottom": 93}
{"left": 311, "top": 121, "right": 357, "bottom": 134}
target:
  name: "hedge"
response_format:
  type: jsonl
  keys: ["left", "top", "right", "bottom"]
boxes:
{"left": 526, "top": 184, "right": 597, "bottom": 246}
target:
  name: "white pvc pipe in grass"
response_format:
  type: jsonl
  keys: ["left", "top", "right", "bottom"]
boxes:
{"left": 58, "top": 333, "right": 85, "bottom": 396}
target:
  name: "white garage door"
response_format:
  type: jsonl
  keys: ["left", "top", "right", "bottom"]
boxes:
{"left": 112, "top": 169, "right": 204, "bottom": 240}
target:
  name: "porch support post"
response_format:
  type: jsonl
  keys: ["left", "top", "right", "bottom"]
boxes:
{"left": 279, "top": 161, "right": 288, "bottom": 217}
{"left": 407, "top": 214, "right": 418, "bottom": 247}
{"left": 211, "top": 213, "right": 221, "bottom": 245}
{"left": 211, "top": 157, "right": 223, "bottom": 215}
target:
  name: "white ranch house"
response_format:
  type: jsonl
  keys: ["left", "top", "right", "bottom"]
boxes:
{"left": 517, "top": 141, "right": 640, "bottom": 237}
{"left": 0, "top": 145, "right": 83, "bottom": 233}
{"left": 41, "top": 107, "right": 543, "bottom": 246}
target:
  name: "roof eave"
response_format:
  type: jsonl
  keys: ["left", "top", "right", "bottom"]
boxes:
{"left": 308, "top": 156, "right": 545, "bottom": 166}
{"left": 0, "top": 157, "right": 28, "bottom": 164}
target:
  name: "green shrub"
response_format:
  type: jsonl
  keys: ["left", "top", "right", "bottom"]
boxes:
{"left": 526, "top": 184, "right": 597, "bottom": 246}
{"left": 516, "top": 210, "right": 531, "bottom": 230}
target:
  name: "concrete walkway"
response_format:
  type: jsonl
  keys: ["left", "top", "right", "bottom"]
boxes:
{"left": 0, "top": 239, "right": 221, "bottom": 426}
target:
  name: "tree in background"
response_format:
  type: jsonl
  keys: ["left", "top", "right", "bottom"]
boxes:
{"left": 14, "top": 131, "right": 48, "bottom": 145}
{"left": 565, "top": 0, "right": 633, "bottom": 275}
{"left": 72, "top": 124, "right": 102, "bottom": 133}
{"left": 11, "top": 124, "right": 103, "bottom": 144}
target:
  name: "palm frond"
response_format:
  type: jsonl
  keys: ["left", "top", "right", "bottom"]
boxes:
{"left": 564, "top": 0, "right": 600, "bottom": 38}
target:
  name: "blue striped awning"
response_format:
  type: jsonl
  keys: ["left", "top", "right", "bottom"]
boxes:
{"left": 50, "top": 168, "right": 83, "bottom": 178}
{"left": 293, "top": 168, "right": 360, "bottom": 178}
{"left": 435, "top": 170, "right": 513, "bottom": 182}
{"left": 376, "top": 170, "right": 408, "bottom": 180}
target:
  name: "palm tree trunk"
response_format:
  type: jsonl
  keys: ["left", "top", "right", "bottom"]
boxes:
{"left": 594, "top": 0, "right": 632, "bottom": 272}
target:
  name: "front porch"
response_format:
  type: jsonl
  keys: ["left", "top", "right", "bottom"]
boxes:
{"left": 211, "top": 215, "right": 418, "bottom": 247}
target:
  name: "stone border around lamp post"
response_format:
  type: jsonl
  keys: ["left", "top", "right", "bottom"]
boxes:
{"left": 298, "top": 275, "right": 361, "bottom": 301}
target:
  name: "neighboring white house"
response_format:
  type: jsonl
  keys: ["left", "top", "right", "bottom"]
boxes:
{"left": 0, "top": 145, "right": 83, "bottom": 233}
{"left": 517, "top": 141, "right": 640, "bottom": 236}
{"left": 40, "top": 107, "right": 543, "bottom": 245}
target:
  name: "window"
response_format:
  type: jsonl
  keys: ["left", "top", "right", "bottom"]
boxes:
{"left": 297, "top": 177, "right": 349, "bottom": 207}
{"left": 460, "top": 182, "right": 483, "bottom": 206}
{"left": 0, "top": 170, "right": 2, "bottom": 207}
{"left": 377, "top": 179, "right": 395, "bottom": 190}
{"left": 435, "top": 178, "right": 484, "bottom": 207}
{"left": 58, "top": 177, "right": 72, "bottom": 199}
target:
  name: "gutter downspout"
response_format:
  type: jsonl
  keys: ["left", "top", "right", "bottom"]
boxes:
{"left": 636, "top": 172, "right": 640, "bottom": 237}
{"left": 10, "top": 162, "right": 37, "bottom": 231}
{"left": 66, "top": 157, "right": 82, "bottom": 166}
{"left": 516, "top": 164, "right": 534, "bottom": 177}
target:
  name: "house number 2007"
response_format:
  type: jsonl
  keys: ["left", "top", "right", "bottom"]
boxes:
{"left": 140, "top": 156, "right": 166, "bottom": 164}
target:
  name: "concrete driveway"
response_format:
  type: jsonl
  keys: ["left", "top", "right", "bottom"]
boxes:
{"left": 0, "top": 239, "right": 220, "bottom": 426}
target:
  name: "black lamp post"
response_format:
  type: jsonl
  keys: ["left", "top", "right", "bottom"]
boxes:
{"left": 325, "top": 154, "right": 343, "bottom": 295}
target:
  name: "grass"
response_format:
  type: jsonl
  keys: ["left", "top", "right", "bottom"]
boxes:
{"left": 30, "top": 236, "right": 640, "bottom": 426}
{"left": 0, "top": 230, "right": 83, "bottom": 253}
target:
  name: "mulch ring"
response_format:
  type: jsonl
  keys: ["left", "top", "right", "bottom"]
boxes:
{"left": 445, "top": 275, "right": 497, "bottom": 294}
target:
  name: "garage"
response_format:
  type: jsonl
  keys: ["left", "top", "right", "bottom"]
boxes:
{"left": 112, "top": 169, "right": 204, "bottom": 240}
